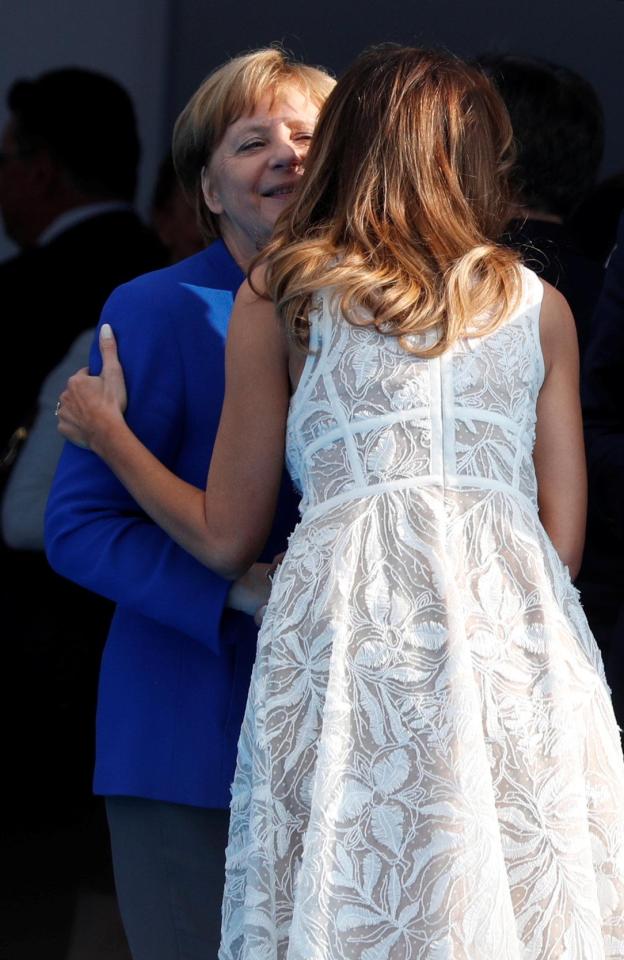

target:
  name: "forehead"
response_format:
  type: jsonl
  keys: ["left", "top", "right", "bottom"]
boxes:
{"left": 226, "top": 87, "right": 318, "bottom": 137}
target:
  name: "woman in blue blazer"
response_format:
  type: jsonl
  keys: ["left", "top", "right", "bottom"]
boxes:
{"left": 45, "top": 49, "right": 334, "bottom": 960}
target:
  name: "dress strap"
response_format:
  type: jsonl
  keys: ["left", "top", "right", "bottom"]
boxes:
{"left": 289, "top": 291, "right": 330, "bottom": 414}
{"left": 519, "top": 265, "right": 546, "bottom": 388}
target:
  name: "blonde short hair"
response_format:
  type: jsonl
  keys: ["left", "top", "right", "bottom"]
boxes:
{"left": 173, "top": 48, "right": 334, "bottom": 242}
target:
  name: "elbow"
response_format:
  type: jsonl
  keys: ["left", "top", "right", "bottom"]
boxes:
{"left": 565, "top": 552, "right": 583, "bottom": 583}
{"left": 538, "top": 501, "right": 585, "bottom": 584}
{"left": 44, "top": 509, "right": 74, "bottom": 578}
{"left": 199, "top": 528, "right": 260, "bottom": 580}
{"left": 213, "top": 563, "right": 247, "bottom": 580}
{"left": 195, "top": 507, "right": 267, "bottom": 579}
{"left": 44, "top": 528, "right": 67, "bottom": 576}
{"left": 45, "top": 522, "right": 98, "bottom": 588}
{"left": 550, "top": 539, "right": 584, "bottom": 583}
{"left": 207, "top": 546, "right": 257, "bottom": 581}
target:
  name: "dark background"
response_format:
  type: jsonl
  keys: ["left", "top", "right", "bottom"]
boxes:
{"left": 1, "top": 0, "right": 623, "bottom": 260}
{"left": 167, "top": 0, "right": 624, "bottom": 174}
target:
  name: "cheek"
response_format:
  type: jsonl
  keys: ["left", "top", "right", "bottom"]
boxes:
{"left": 208, "top": 155, "right": 268, "bottom": 222}
{"left": 202, "top": 156, "right": 238, "bottom": 215}
{"left": 298, "top": 143, "right": 312, "bottom": 164}
{"left": 214, "top": 173, "right": 248, "bottom": 213}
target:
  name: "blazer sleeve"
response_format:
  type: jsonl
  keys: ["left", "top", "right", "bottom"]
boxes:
{"left": 582, "top": 212, "right": 624, "bottom": 539}
{"left": 44, "top": 281, "right": 233, "bottom": 654}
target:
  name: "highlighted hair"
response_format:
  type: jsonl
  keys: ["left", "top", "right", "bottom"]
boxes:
{"left": 257, "top": 47, "right": 522, "bottom": 356}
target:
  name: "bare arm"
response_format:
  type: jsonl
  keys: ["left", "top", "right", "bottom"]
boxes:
{"left": 57, "top": 282, "right": 291, "bottom": 579}
{"left": 533, "top": 281, "right": 587, "bottom": 579}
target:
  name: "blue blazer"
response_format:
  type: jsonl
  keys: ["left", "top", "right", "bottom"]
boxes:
{"left": 45, "top": 240, "right": 299, "bottom": 808}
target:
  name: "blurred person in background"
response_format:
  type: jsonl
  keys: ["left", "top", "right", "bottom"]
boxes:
{"left": 570, "top": 170, "right": 624, "bottom": 266}
{"left": 0, "top": 66, "right": 164, "bottom": 958}
{"left": 1, "top": 151, "right": 204, "bottom": 552}
{"left": 0, "top": 67, "right": 165, "bottom": 451}
{"left": 479, "top": 53, "right": 623, "bottom": 702}
{"left": 479, "top": 54, "right": 605, "bottom": 358}
{"left": 151, "top": 152, "right": 204, "bottom": 263}
{"left": 582, "top": 212, "right": 624, "bottom": 726}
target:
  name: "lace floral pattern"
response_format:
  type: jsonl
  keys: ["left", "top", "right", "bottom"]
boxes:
{"left": 220, "top": 267, "right": 624, "bottom": 960}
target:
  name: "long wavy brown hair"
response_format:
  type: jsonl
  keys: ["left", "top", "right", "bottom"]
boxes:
{"left": 255, "top": 46, "right": 522, "bottom": 356}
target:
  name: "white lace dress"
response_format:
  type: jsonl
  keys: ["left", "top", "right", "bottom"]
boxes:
{"left": 219, "top": 267, "right": 624, "bottom": 960}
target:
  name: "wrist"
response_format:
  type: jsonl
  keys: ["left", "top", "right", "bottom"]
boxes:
{"left": 90, "top": 409, "right": 128, "bottom": 458}
{"left": 227, "top": 563, "right": 271, "bottom": 616}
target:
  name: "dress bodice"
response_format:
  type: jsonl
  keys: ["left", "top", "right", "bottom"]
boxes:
{"left": 286, "top": 266, "right": 545, "bottom": 520}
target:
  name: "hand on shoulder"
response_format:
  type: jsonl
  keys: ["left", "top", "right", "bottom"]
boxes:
{"left": 57, "top": 324, "right": 127, "bottom": 451}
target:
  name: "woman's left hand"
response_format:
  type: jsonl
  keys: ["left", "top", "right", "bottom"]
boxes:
{"left": 57, "top": 323, "right": 127, "bottom": 450}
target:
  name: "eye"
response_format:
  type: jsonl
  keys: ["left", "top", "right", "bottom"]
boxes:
{"left": 237, "top": 138, "right": 265, "bottom": 153}
{"left": 294, "top": 132, "right": 314, "bottom": 143}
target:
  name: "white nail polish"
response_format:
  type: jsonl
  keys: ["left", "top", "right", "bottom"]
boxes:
{"left": 101, "top": 323, "right": 113, "bottom": 339}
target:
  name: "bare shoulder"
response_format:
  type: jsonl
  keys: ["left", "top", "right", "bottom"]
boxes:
{"left": 234, "top": 259, "right": 272, "bottom": 311}
{"left": 232, "top": 274, "right": 271, "bottom": 311}
{"left": 228, "top": 279, "right": 288, "bottom": 366}
{"left": 231, "top": 278, "right": 281, "bottom": 329}
{"left": 536, "top": 279, "right": 578, "bottom": 375}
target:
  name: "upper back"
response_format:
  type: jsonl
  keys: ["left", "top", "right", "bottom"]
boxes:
{"left": 286, "top": 265, "right": 545, "bottom": 517}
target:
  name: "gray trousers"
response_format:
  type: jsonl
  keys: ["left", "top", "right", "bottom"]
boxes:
{"left": 106, "top": 797, "right": 229, "bottom": 960}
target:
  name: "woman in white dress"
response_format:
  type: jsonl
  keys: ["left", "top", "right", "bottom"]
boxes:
{"left": 57, "top": 47, "right": 624, "bottom": 959}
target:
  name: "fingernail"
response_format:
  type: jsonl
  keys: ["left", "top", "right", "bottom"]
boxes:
{"left": 101, "top": 323, "right": 113, "bottom": 340}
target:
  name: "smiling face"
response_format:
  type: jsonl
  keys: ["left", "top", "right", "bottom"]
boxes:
{"left": 202, "top": 86, "right": 318, "bottom": 268}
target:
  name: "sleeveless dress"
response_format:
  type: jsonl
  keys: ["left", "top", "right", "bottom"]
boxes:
{"left": 219, "top": 267, "right": 624, "bottom": 960}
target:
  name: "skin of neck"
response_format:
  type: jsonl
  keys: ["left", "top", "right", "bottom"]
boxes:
{"left": 218, "top": 218, "right": 270, "bottom": 273}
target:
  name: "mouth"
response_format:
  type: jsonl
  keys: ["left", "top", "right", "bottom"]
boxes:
{"left": 261, "top": 183, "right": 297, "bottom": 199}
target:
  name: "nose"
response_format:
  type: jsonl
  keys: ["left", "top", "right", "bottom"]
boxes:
{"left": 268, "top": 135, "right": 306, "bottom": 170}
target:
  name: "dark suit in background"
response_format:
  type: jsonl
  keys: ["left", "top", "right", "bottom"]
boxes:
{"left": 476, "top": 56, "right": 618, "bottom": 665}
{"left": 0, "top": 209, "right": 165, "bottom": 958}
{"left": 504, "top": 218, "right": 605, "bottom": 359}
{"left": 582, "top": 213, "right": 624, "bottom": 726}
{"left": 0, "top": 208, "right": 165, "bottom": 447}
{"left": 2, "top": 207, "right": 165, "bottom": 820}
{"left": 0, "top": 68, "right": 164, "bottom": 824}
{"left": 0, "top": 67, "right": 165, "bottom": 958}
{"left": 478, "top": 55, "right": 605, "bottom": 355}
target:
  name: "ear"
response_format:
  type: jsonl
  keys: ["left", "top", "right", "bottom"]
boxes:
{"left": 201, "top": 165, "right": 224, "bottom": 216}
